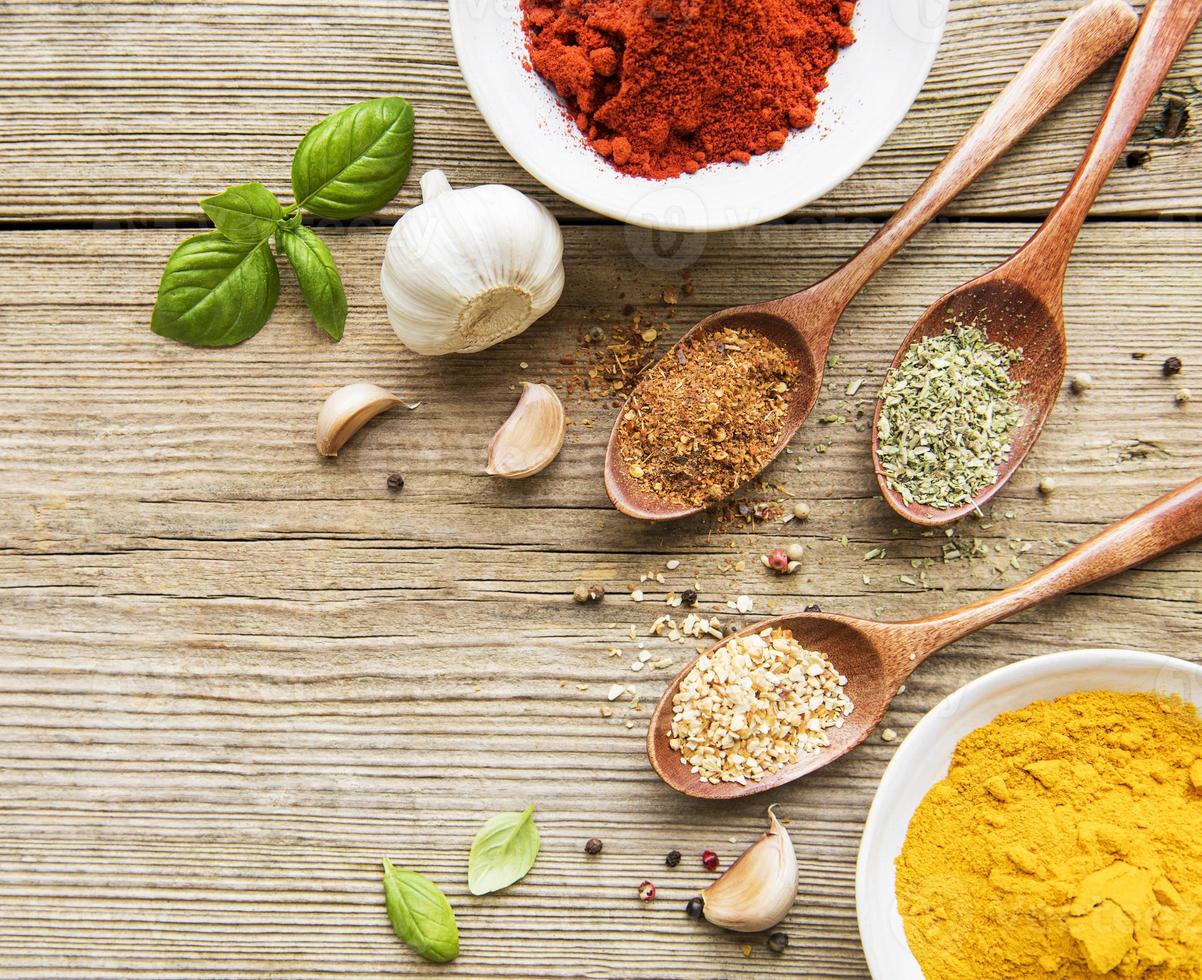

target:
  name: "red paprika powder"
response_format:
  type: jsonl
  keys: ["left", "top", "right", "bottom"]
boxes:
{"left": 519, "top": 0, "right": 855, "bottom": 180}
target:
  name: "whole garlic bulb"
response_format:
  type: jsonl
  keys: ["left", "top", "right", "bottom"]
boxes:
{"left": 380, "top": 170, "right": 565, "bottom": 355}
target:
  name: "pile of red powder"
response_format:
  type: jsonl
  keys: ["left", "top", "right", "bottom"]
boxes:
{"left": 519, "top": 0, "right": 855, "bottom": 180}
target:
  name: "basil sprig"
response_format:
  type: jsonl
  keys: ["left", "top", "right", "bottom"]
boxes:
{"left": 152, "top": 97, "right": 413, "bottom": 347}
{"left": 382, "top": 858, "right": 459, "bottom": 964}
{"left": 467, "top": 804, "right": 541, "bottom": 896}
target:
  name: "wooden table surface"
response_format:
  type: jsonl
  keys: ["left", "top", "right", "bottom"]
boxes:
{"left": 2, "top": 1, "right": 1200, "bottom": 977}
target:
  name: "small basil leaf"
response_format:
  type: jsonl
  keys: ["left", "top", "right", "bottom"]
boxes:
{"left": 467, "top": 804, "right": 540, "bottom": 896}
{"left": 279, "top": 226, "right": 346, "bottom": 341}
{"left": 292, "top": 97, "right": 415, "bottom": 219}
{"left": 151, "top": 233, "right": 279, "bottom": 347}
{"left": 199, "top": 182, "right": 282, "bottom": 243}
{"left": 381, "top": 858, "right": 459, "bottom": 963}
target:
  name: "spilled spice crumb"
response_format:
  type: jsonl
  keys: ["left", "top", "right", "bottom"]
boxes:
{"left": 617, "top": 326, "right": 797, "bottom": 508}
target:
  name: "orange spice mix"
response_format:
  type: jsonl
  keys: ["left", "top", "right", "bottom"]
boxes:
{"left": 617, "top": 327, "right": 798, "bottom": 507}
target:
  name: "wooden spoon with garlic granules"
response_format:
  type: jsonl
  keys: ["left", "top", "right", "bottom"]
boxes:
{"left": 648, "top": 476, "right": 1202, "bottom": 799}
{"left": 604, "top": 0, "right": 1138, "bottom": 522}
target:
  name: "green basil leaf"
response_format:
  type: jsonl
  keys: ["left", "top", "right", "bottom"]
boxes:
{"left": 199, "top": 182, "right": 282, "bottom": 243}
{"left": 292, "top": 97, "right": 415, "bottom": 220}
{"left": 467, "top": 804, "right": 540, "bottom": 896}
{"left": 381, "top": 858, "right": 459, "bottom": 963}
{"left": 279, "top": 226, "right": 346, "bottom": 341}
{"left": 151, "top": 233, "right": 279, "bottom": 347}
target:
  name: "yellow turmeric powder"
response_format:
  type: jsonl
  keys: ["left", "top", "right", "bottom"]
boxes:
{"left": 896, "top": 691, "right": 1202, "bottom": 978}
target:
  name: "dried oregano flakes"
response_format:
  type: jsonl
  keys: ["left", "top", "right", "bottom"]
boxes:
{"left": 876, "top": 324, "right": 1026, "bottom": 509}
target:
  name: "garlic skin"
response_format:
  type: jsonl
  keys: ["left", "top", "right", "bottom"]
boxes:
{"left": 381, "top": 170, "right": 565, "bottom": 356}
{"left": 700, "top": 807, "right": 798, "bottom": 933}
{"left": 487, "top": 383, "right": 565, "bottom": 479}
{"left": 316, "top": 382, "right": 401, "bottom": 456}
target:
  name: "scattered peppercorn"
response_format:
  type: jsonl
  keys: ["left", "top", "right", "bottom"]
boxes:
{"left": 1164, "top": 356, "right": 1184, "bottom": 376}
{"left": 1176, "top": 387, "right": 1192, "bottom": 406}
{"left": 701, "top": 850, "right": 719, "bottom": 870}
{"left": 1070, "top": 372, "right": 1093, "bottom": 395}
{"left": 665, "top": 849, "right": 681, "bottom": 867}
{"left": 386, "top": 474, "right": 405, "bottom": 491}
{"left": 588, "top": 326, "right": 605, "bottom": 343}
{"left": 573, "top": 584, "right": 606, "bottom": 604}
{"left": 1038, "top": 477, "right": 1057, "bottom": 496}
{"left": 681, "top": 588, "right": 698, "bottom": 607}
{"left": 786, "top": 542, "right": 805, "bottom": 562}
{"left": 685, "top": 897, "right": 704, "bottom": 918}
{"left": 638, "top": 880, "right": 656, "bottom": 901}
{"left": 585, "top": 838, "right": 603, "bottom": 854}
{"left": 767, "top": 932, "right": 790, "bottom": 953}
{"left": 767, "top": 548, "right": 790, "bottom": 573}
{"left": 805, "top": 603, "right": 822, "bottom": 613}
{"left": 792, "top": 502, "right": 810, "bottom": 521}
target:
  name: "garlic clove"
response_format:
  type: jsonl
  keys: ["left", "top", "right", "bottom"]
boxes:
{"left": 316, "top": 382, "right": 402, "bottom": 456}
{"left": 699, "top": 806, "right": 798, "bottom": 933}
{"left": 486, "top": 382, "right": 565, "bottom": 479}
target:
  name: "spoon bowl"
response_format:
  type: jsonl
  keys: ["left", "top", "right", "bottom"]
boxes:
{"left": 647, "top": 613, "right": 904, "bottom": 799}
{"left": 604, "top": 303, "right": 823, "bottom": 522}
{"left": 873, "top": 273, "right": 1068, "bottom": 525}
{"left": 646, "top": 476, "right": 1202, "bottom": 799}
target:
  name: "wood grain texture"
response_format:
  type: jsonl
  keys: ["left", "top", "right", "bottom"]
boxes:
{"left": 1, "top": 221, "right": 1200, "bottom": 977}
{"left": 2, "top": 0, "right": 1202, "bottom": 223}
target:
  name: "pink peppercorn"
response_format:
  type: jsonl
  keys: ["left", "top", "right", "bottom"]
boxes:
{"left": 701, "top": 850, "right": 719, "bottom": 871}
{"left": 768, "top": 549, "right": 789, "bottom": 572}
{"left": 638, "top": 880, "right": 656, "bottom": 901}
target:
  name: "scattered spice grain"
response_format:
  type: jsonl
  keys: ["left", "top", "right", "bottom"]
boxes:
{"left": 1070, "top": 371, "right": 1093, "bottom": 395}
{"left": 701, "top": 850, "right": 720, "bottom": 871}
{"left": 665, "top": 850, "right": 682, "bottom": 868}
{"left": 1164, "top": 355, "right": 1184, "bottom": 376}
{"left": 618, "top": 327, "right": 797, "bottom": 508}
{"left": 386, "top": 473, "right": 405, "bottom": 492}
{"left": 638, "top": 880, "right": 656, "bottom": 901}
{"left": 585, "top": 838, "right": 603, "bottom": 854}
{"left": 768, "top": 932, "right": 790, "bottom": 953}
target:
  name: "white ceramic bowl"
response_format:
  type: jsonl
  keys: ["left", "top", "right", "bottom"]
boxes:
{"left": 856, "top": 649, "right": 1202, "bottom": 979}
{"left": 449, "top": 0, "right": 948, "bottom": 232}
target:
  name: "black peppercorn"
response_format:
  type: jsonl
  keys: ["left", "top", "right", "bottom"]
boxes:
{"left": 685, "top": 897, "right": 704, "bottom": 919}
{"left": 767, "top": 932, "right": 789, "bottom": 953}
{"left": 584, "top": 838, "right": 603, "bottom": 855}
{"left": 1164, "top": 356, "right": 1184, "bottom": 376}
{"left": 681, "top": 588, "right": 698, "bottom": 607}
{"left": 665, "top": 849, "right": 681, "bottom": 867}
{"left": 386, "top": 474, "right": 405, "bottom": 492}
{"left": 805, "top": 603, "right": 822, "bottom": 613}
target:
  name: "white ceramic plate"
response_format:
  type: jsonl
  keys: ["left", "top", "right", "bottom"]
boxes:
{"left": 856, "top": 649, "right": 1202, "bottom": 979}
{"left": 449, "top": 0, "right": 948, "bottom": 232}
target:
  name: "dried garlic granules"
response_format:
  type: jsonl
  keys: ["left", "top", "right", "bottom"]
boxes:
{"left": 897, "top": 690, "right": 1202, "bottom": 979}
{"left": 669, "top": 628, "right": 852, "bottom": 784}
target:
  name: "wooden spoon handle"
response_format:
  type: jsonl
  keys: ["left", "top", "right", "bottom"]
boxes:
{"left": 907, "top": 475, "right": 1202, "bottom": 661}
{"left": 1011, "top": 0, "right": 1202, "bottom": 281}
{"left": 814, "top": 0, "right": 1137, "bottom": 310}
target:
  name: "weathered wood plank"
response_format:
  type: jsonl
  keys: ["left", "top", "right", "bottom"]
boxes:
{"left": 1, "top": 0, "right": 1200, "bottom": 223}
{"left": 0, "top": 221, "right": 1199, "bottom": 976}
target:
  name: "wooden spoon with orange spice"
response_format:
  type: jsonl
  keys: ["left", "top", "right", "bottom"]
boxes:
{"left": 604, "top": 0, "right": 1137, "bottom": 521}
